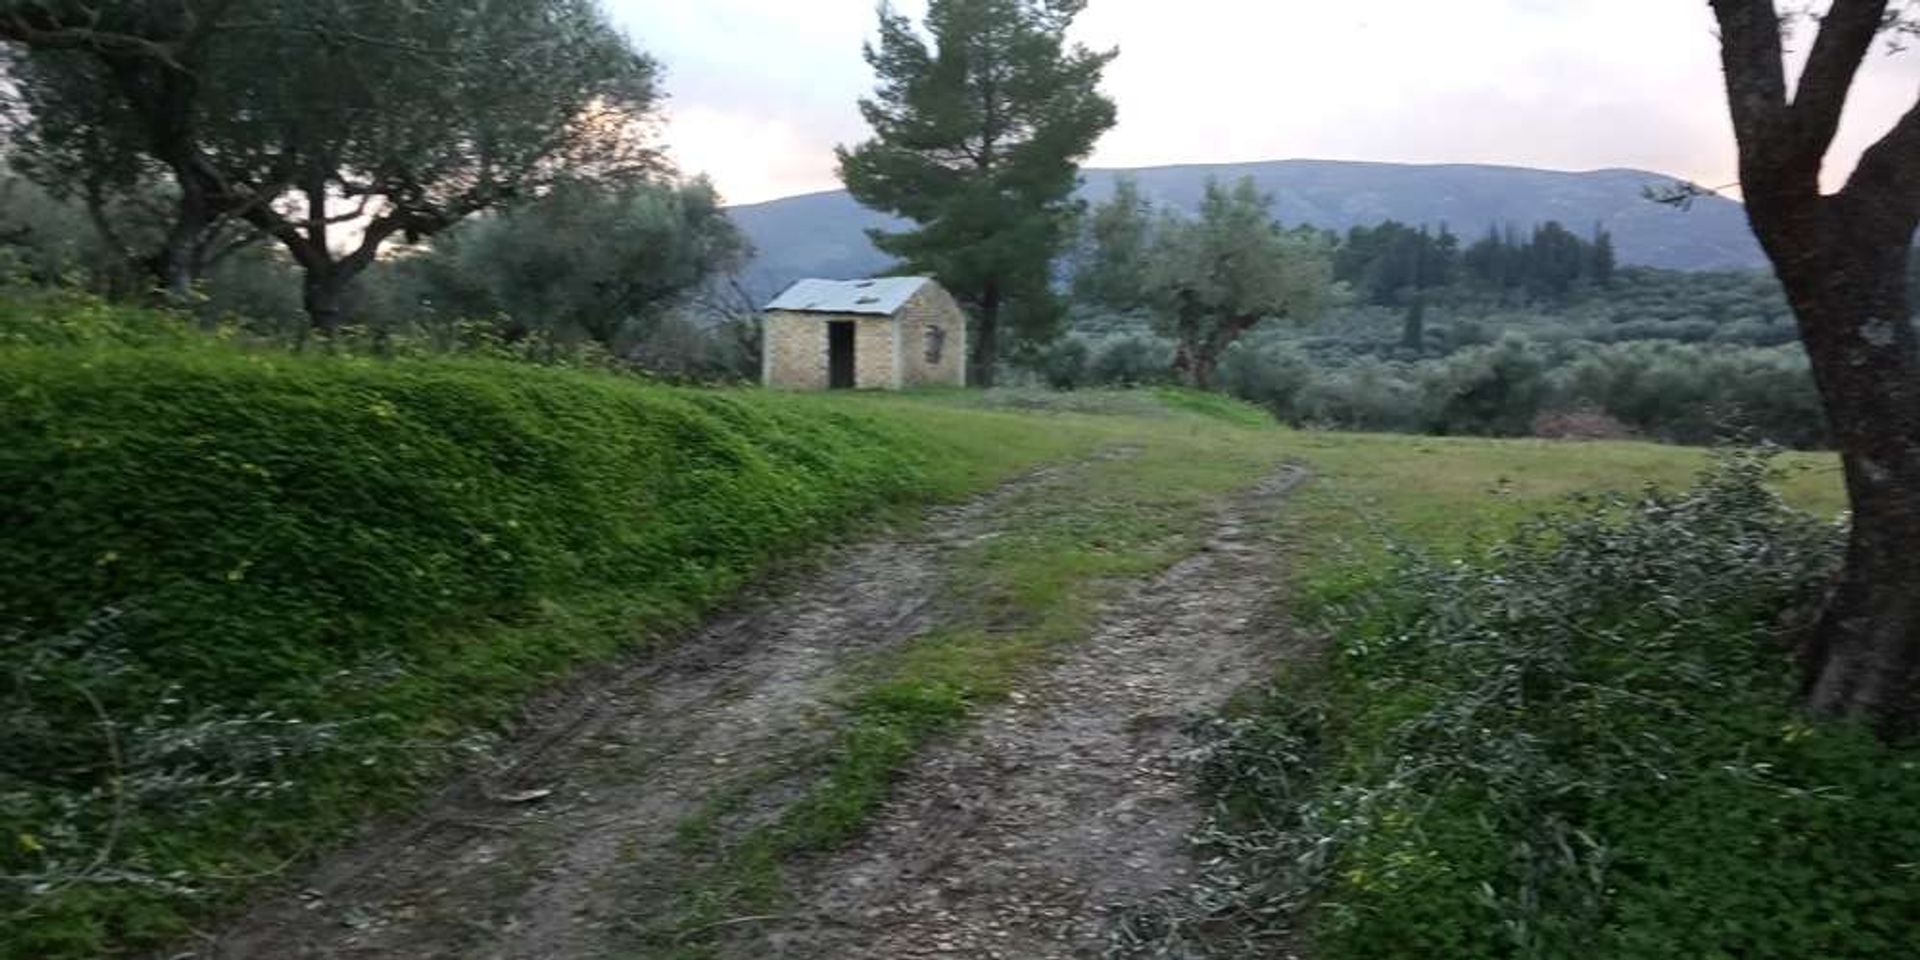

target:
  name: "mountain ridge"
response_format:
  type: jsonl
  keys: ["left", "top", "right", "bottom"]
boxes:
{"left": 725, "top": 159, "right": 1765, "bottom": 301}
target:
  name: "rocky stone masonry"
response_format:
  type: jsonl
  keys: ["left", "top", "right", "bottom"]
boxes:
{"left": 763, "top": 281, "right": 966, "bottom": 389}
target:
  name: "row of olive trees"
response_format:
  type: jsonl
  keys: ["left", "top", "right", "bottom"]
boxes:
{"left": 0, "top": 164, "right": 752, "bottom": 362}
{"left": 1, "top": 0, "right": 661, "bottom": 333}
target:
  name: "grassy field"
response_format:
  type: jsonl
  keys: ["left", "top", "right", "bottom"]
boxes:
{"left": 0, "top": 336, "right": 1179, "bottom": 957}
{"left": 0, "top": 293, "right": 1864, "bottom": 958}
{"left": 1276, "top": 429, "right": 1840, "bottom": 554}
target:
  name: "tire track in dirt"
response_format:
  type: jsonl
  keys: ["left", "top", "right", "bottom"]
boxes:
{"left": 726, "top": 465, "right": 1308, "bottom": 960}
{"left": 194, "top": 457, "right": 1109, "bottom": 960}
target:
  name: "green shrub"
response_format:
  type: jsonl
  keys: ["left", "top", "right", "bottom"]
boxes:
{"left": 1089, "top": 335, "right": 1172, "bottom": 386}
{"left": 1035, "top": 336, "right": 1093, "bottom": 389}
{"left": 1188, "top": 452, "right": 1920, "bottom": 959}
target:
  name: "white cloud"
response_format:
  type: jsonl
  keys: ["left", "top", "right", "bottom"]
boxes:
{"left": 604, "top": 0, "right": 1920, "bottom": 204}
{"left": 661, "top": 105, "right": 835, "bottom": 205}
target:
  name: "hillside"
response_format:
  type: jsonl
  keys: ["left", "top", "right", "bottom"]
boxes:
{"left": 727, "top": 159, "right": 1765, "bottom": 300}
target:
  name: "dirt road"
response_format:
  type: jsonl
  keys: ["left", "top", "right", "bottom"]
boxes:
{"left": 726, "top": 467, "right": 1305, "bottom": 959}
{"left": 196, "top": 457, "right": 1302, "bottom": 960}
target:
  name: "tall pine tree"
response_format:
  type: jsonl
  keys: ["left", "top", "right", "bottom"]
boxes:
{"left": 837, "top": 0, "right": 1116, "bottom": 385}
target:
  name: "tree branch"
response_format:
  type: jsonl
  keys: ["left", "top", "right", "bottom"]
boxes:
{"left": 0, "top": 14, "right": 184, "bottom": 67}
{"left": 1791, "top": 0, "right": 1889, "bottom": 165}
{"left": 1711, "top": 0, "right": 1794, "bottom": 181}
{"left": 1839, "top": 94, "right": 1920, "bottom": 240}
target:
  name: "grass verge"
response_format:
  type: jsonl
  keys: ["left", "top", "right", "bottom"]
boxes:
{"left": 1176, "top": 442, "right": 1917, "bottom": 960}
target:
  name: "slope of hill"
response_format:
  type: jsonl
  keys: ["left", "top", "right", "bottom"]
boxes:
{"left": 727, "top": 159, "right": 1765, "bottom": 300}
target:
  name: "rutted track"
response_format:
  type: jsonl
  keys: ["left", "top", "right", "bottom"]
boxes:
{"left": 726, "top": 465, "right": 1308, "bottom": 959}
{"left": 198, "top": 459, "right": 1096, "bottom": 960}
{"left": 195, "top": 452, "right": 1305, "bottom": 960}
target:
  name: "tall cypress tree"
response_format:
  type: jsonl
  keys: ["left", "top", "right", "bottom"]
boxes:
{"left": 1589, "top": 224, "right": 1617, "bottom": 287}
{"left": 837, "top": 0, "right": 1116, "bottom": 385}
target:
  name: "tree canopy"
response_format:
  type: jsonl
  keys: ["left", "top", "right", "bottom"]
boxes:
{"left": 407, "top": 177, "right": 748, "bottom": 352}
{"left": 1076, "top": 176, "right": 1332, "bottom": 389}
{"left": 837, "top": 0, "right": 1116, "bottom": 384}
{"left": 3, "top": 0, "right": 662, "bottom": 330}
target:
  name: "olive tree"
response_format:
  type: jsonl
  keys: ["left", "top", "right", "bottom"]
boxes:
{"left": 1152, "top": 181, "right": 1330, "bottom": 389}
{"left": 2, "top": 0, "right": 661, "bottom": 331}
{"left": 1708, "top": 0, "right": 1920, "bottom": 732}
{"left": 2, "top": 1, "right": 252, "bottom": 299}
{"left": 409, "top": 177, "right": 749, "bottom": 351}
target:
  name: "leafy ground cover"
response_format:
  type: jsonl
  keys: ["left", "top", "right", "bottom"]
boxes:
{"left": 1176, "top": 438, "right": 1916, "bottom": 960}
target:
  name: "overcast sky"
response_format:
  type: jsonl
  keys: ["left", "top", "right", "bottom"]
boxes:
{"left": 600, "top": 0, "right": 1920, "bottom": 206}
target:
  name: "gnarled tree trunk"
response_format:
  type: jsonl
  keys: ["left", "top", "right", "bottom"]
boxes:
{"left": 1713, "top": 0, "right": 1920, "bottom": 734}
{"left": 1762, "top": 199, "right": 1920, "bottom": 727}
{"left": 302, "top": 266, "right": 349, "bottom": 338}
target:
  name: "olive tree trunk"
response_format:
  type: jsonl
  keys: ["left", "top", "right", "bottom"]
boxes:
{"left": 1713, "top": 0, "right": 1920, "bottom": 733}
{"left": 1769, "top": 205, "right": 1920, "bottom": 726}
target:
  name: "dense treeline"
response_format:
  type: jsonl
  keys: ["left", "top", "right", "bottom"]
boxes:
{"left": 0, "top": 152, "right": 1850, "bottom": 448}
{"left": 1335, "top": 219, "right": 1616, "bottom": 309}
{"left": 1048, "top": 185, "right": 1863, "bottom": 448}
{"left": 1047, "top": 268, "right": 1828, "bottom": 446}
{"left": 0, "top": 167, "right": 761, "bottom": 376}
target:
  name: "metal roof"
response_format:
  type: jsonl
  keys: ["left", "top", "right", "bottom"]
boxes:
{"left": 763, "top": 276, "right": 933, "bottom": 315}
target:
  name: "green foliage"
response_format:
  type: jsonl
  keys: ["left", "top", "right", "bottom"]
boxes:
{"left": 1069, "top": 262, "right": 1829, "bottom": 446}
{"left": 1333, "top": 220, "right": 1459, "bottom": 308}
{"left": 1226, "top": 336, "right": 1825, "bottom": 446}
{"left": 1070, "top": 175, "right": 1155, "bottom": 307}
{"left": 1088, "top": 335, "right": 1172, "bottom": 386}
{"left": 0, "top": 305, "right": 1102, "bottom": 958}
{"left": 1068, "top": 220, "right": 1821, "bottom": 444}
{"left": 837, "top": 0, "right": 1117, "bottom": 380}
{"left": 0, "top": 286, "right": 197, "bottom": 348}
{"left": 0, "top": 173, "right": 143, "bottom": 293}
{"left": 1076, "top": 176, "right": 1333, "bottom": 388}
{"left": 1034, "top": 336, "right": 1093, "bottom": 389}
{"left": 6, "top": 0, "right": 662, "bottom": 327}
{"left": 401, "top": 177, "right": 749, "bottom": 351}
{"left": 1188, "top": 452, "right": 1919, "bottom": 959}
{"left": 1461, "top": 221, "right": 1617, "bottom": 302}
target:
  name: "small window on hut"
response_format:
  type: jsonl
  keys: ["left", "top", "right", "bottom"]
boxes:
{"left": 924, "top": 324, "right": 946, "bottom": 364}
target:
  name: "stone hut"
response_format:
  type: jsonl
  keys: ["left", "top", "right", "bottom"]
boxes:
{"left": 761, "top": 277, "right": 967, "bottom": 389}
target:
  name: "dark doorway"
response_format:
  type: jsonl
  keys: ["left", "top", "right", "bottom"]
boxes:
{"left": 828, "top": 321, "right": 856, "bottom": 389}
